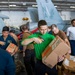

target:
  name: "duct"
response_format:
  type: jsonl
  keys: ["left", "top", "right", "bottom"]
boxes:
{"left": 52, "top": 0, "right": 75, "bottom": 3}
{"left": 0, "top": 8, "right": 27, "bottom": 11}
{"left": 66, "top": 0, "right": 75, "bottom": 2}
{"left": 0, "top": 2, "right": 36, "bottom": 5}
{"left": 54, "top": 3, "right": 75, "bottom": 6}
{"left": 56, "top": 8, "right": 75, "bottom": 12}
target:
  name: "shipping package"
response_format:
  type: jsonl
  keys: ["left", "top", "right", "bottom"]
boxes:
{"left": 6, "top": 43, "right": 17, "bottom": 55}
{"left": 42, "top": 36, "right": 70, "bottom": 68}
{"left": 63, "top": 54, "right": 75, "bottom": 72}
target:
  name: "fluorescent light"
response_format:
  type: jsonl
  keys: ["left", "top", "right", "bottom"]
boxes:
{"left": 54, "top": 6, "right": 57, "bottom": 7}
{"left": 70, "top": 6, "right": 75, "bottom": 8}
{"left": 32, "top": 5, "right": 38, "bottom": 7}
{"left": 9, "top": 5, "right": 13, "bottom": 6}
{"left": 13, "top": 5, "right": 16, "bottom": 6}
{"left": 23, "top": 3, "right": 26, "bottom": 5}
{"left": 9, "top": 5, "right": 16, "bottom": 7}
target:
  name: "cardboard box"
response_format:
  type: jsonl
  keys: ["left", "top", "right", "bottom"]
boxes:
{"left": 42, "top": 36, "right": 70, "bottom": 68}
{"left": 6, "top": 43, "right": 17, "bottom": 54}
{"left": 63, "top": 54, "right": 75, "bottom": 72}
{"left": 63, "top": 69, "right": 75, "bottom": 75}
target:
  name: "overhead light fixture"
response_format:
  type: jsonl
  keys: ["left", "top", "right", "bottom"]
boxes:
{"left": 13, "top": 5, "right": 16, "bottom": 6}
{"left": 9, "top": 5, "right": 16, "bottom": 7}
{"left": 32, "top": 5, "right": 38, "bottom": 7}
{"left": 1, "top": 1, "right": 6, "bottom": 3}
{"left": 70, "top": 6, "right": 75, "bottom": 8}
{"left": 23, "top": 3, "right": 26, "bottom": 5}
{"left": 54, "top": 6, "right": 57, "bottom": 7}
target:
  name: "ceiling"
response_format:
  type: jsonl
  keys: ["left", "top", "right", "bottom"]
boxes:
{"left": 0, "top": 0, "right": 75, "bottom": 11}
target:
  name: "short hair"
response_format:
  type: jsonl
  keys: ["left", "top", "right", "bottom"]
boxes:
{"left": 10, "top": 30, "right": 15, "bottom": 33}
{"left": 48, "top": 26, "right": 51, "bottom": 29}
{"left": 71, "top": 19, "right": 75, "bottom": 24}
{"left": 21, "top": 25, "right": 29, "bottom": 31}
{"left": 20, "top": 22, "right": 29, "bottom": 31}
{"left": 51, "top": 24, "right": 57, "bottom": 30}
{"left": 38, "top": 20, "right": 47, "bottom": 28}
{"left": 2, "top": 26, "right": 9, "bottom": 32}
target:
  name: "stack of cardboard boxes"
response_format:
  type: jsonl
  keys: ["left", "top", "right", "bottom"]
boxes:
{"left": 63, "top": 54, "right": 75, "bottom": 75}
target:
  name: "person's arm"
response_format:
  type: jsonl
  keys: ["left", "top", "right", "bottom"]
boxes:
{"left": 65, "top": 38, "right": 71, "bottom": 54}
{"left": 21, "top": 38, "right": 34, "bottom": 45}
{"left": 22, "top": 32, "right": 34, "bottom": 46}
{"left": 65, "top": 29, "right": 71, "bottom": 54}
{"left": 21, "top": 37, "right": 43, "bottom": 46}
{"left": 61, "top": 31, "right": 71, "bottom": 49}
{"left": 23, "top": 45, "right": 27, "bottom": 57}
{"left": 6, "top": 64, "right": 15, "bottom": 75}
{"left": 0, "top": 41, "right": 5, "bottom": 45}
{"left": 66, "top": 29, "right": 69, "bottom": 39}
{"left": 6, "top": 53, "right": 16, "bottom": 75}
{"left": 22, "top": 33, "right": 29, "bottom": 57}
{"left": 64, "top": 38, "right": 70, "bottom": 47}
{"left": 66, "top": 28, "right": 70, "bottom": 39}
{"left": 12, "top": 37, "right": 18, "bottom": 46}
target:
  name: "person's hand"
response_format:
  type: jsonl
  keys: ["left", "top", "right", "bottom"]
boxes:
{"left": 68, "top": 50, "right": 71, "bottom": 54}
{"left": 33, "top": 37, "right": 43, "bottom": 44}
{"left": 58, "top": 55, "right": 65, "bottom": 62}
{"left": 11, "top": 52, "right": 15, "bottom": 56}
{"left": 11, "top": 46, "right": 18, "bottom": 56}
{"left": 23, "top": 52, "right": 25, "bottom": 57}
{"left": 14, "top": 46, "right": 18, "bottom": 53}
{"left": 0, "top": 41, "right": 5, "bottom": 45}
